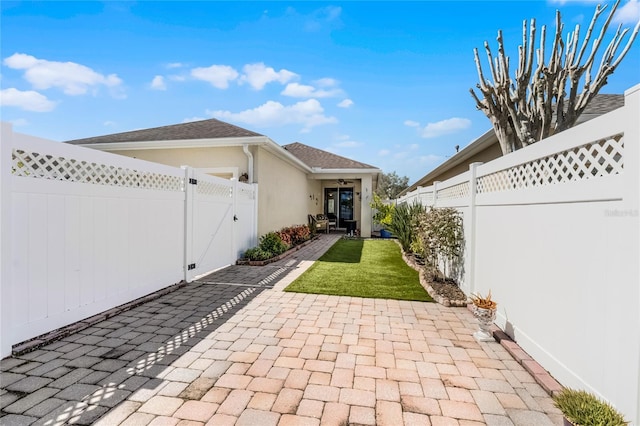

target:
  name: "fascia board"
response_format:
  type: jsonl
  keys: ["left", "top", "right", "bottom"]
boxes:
{"left": 259, "top": 138, "right": 313, "bottom": 173}
{"left": 71, "top": 136, "right": 271, "bottom": 151}
{"left": 309, "top": 168, "right": 382, "bottom": 177}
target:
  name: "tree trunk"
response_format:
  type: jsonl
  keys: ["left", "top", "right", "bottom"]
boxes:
{"left": 470, "top": 0, "right": 639, "bottom": 155}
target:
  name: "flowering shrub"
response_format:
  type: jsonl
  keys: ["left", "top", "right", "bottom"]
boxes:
{"left": 278, "top": 225, "right": 311, "bottom": 246}
{"left": 242, "top": 225, "right": 311, "bottom": 261}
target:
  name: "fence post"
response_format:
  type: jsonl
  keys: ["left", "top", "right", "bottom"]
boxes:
{"left": 622, "top": 85, "right": 640, "bottom": 426}
{"left": 182, "top": 166, "right": 195, "bottom": 283}
{"left": 416, "top": 186, "right": 423, "bottom": 205}
{"left": 232, "top": 178, "right": 238, "bottom": 262}
{"left": 433, "top": 181, "right": 440, "bottom": 208}
{"left": 467, "top": 162, "right": 482, "bottom": 296}
{"left": 252, "top": 184, "right": 259, "bottom": 247}
{"left": 1, "top": 123, "right": 13, "bottom": 357}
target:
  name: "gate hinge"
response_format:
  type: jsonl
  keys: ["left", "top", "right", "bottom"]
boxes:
{"left": 189, "top": 178, "right": 198, "bottom": 185}
{"left": 187, "top": 263, "right": 196, "bottom": 270}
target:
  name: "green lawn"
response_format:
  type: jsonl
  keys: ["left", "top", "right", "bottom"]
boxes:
{"left": 284, "top": 239, "right": 433, "bottom": 302}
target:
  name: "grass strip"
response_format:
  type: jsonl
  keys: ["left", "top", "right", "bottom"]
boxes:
{"left": 284, "top": 239, "right": 433, "bottom": 302}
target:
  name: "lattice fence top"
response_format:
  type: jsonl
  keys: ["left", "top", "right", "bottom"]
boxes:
{"left": 437, "top": 181, "right": 470, "bottom": 201}
{"left": 197, "top": 180, "right": 232, "bottom": 198}
{"left": 421, "top": 192, "right": 434, "bottom": 205}
{"left": 12, "top": 149, "right": 184, "bottom": 191}
{"left": 476, "top": 133, "right": 624, "bottom": 194}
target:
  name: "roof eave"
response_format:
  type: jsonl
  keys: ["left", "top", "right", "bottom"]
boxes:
{"left": 399, "top": 128, "right": 496, "bottom": 196}
{"left": 310, "top": 167, "right": 382, "bottom": 176}
{"left": 68, "top": 135, "right": 270, "bottom": 151}
{"left": 259, "top": 138, "right": 314, "bottom": 173}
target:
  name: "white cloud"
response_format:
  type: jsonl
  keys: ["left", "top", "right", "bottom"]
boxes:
{"left": 314, "top": 77, "right": 338, "bottom": 87}
{"left": 420, "top": 117, "right": 471, "bottom": 138}
{"left": 614, "top": 0, "right": 640, "bottom": 24}
{"left": 0, "top": 88, "right": 57, "bottom": 112}
{"left": 404, "top": 120, "right": 420, "bottom": 127}
{"left": 338, "top": 99, "right": 353, "bottom": 108}
{"left": 240, "top": 62, "right": 298, "bottom": 90}
{"left": 281, "top": 83, "right": 315, "bottom": 97}
{"left": 209, "top": 98, "right": 337, "bottom": 131}
{"left": 3, "top": 53, "right": 123, "bottom": 96}
{"left": 409, "top": 144, "right": 420, "bottom": 150}
{"left": 281, "top": 82, "right": 343, "bottom": 98}
{"left": 150, "top": 75, "right": 166, "bottom": 90}
{"left": 191, "top": 65, "right": 239, "bottom": 89}
{"left": 182, "top": 116, "right": 207, "bottom": 123}
{"left": 166, "top": 62, "right": 184, "bottom": 69}
{"left": 103, "top": 120, "right": 116, "bottom": 127}
{"left": 378, "top": 149, "right": 391, "bottom": 156}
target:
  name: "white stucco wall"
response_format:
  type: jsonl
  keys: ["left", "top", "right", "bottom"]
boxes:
{"left": 109, "top": 146, "right": 248, "bottom": 174}
{"left": 254, "top": 146, "right": 317, "bottom": 235}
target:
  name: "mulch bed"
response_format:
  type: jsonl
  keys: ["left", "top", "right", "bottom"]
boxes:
{"left": 400, "top": 248, "right": 468, "bottom": 307}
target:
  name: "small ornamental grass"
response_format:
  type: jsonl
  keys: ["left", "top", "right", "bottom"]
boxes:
{"left": 553, "top": 388, "right": 628, "bottom": 426}
{"left": 470, "top": 291, "right": 497, "bottom": 310}
{"left": 285, "top": 239, "right": 433, "bottom": 302}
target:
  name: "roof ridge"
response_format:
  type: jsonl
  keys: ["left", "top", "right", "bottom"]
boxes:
{"left": 65, "top": 118, "right": 263, "bottom": 145}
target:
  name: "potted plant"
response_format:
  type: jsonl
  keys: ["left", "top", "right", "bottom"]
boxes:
{"left": 553, "top": 388, "right": 628, "bottom": 426}
{"left": 370, "top": 194, "right": 394, "bottom": 238}
{"left": 469, "top": 290, "right": 497, "bottom": 342}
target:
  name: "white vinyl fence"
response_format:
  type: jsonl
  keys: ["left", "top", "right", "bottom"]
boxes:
{"left": 398, "top": 84, "right": 640, "bottom": 424}
{"left": 0, "top": 124, "right": 258, "bottom": 358}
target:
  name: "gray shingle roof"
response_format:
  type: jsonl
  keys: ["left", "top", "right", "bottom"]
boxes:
{"left": 575, "top": 93, "right": 624, "bottom": 123}
{"left": 283, "top": 142, "right": 376, "bottom": 169}
{"left": 65, "top": 118, "right": 263, "bottom": 145}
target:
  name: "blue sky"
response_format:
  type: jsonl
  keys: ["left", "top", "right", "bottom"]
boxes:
{"left": 2, "top": 1, "right": 639, "bottom": 183}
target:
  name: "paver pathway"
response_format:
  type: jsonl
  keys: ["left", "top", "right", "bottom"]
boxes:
{"left": 1, "top": 234, "right": 563, "bottom": 425}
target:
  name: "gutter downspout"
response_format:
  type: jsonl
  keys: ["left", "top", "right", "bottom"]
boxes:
{"left": 243, "top": 144, "right": 254, "bottom": 183}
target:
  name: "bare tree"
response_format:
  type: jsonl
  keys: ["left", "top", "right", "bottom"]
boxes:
{"left": 471, "top": 0, "right": 639, "bottom": 155}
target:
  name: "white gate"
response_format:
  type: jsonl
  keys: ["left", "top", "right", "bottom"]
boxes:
{"left": 183, "top": 169, "right": 258, "bottom": 282}
{"left": 1, "top": 124, "right": 259, "bottom": 357}
{"left": 234, "top": 181, "right": 258, "bottom": 260}
{"left": 184, "top": 169, "right": 234, "bottom": 281}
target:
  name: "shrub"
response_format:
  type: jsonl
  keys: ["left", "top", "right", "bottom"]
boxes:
{"left": 277, "top": 229, "right": 293, "bottom": 247}
{"left": 416, "top": 207, "right": 464, "bottom": 282}
{"left": 370, "top": 193, "right": 394, "bottom": 227}
{"left": 277, "top": 225, "right": 311, "bottom": 247}
{"left": 259, "top": 232, "right": 288, "bottom": 256}
{"left": 243, "top": 247, "right": 272, "bottom": 261}
{"left": 242, "top": 225, "right": 311, "bottom": 262}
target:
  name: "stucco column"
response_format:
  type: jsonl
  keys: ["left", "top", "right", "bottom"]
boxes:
{"left": 360, "top": 175, "right": 373, "bottom": 238}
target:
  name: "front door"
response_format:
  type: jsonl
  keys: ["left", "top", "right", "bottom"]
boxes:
{"left": 338, "top": 188, "right": 354, "bottom": 228}
{"left": 324, "top": 187, "right": 354, "bottom": 228}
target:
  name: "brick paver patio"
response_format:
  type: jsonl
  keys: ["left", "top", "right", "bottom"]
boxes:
{"left": 0, "top": 234, "right": 563, "bottom": 425}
